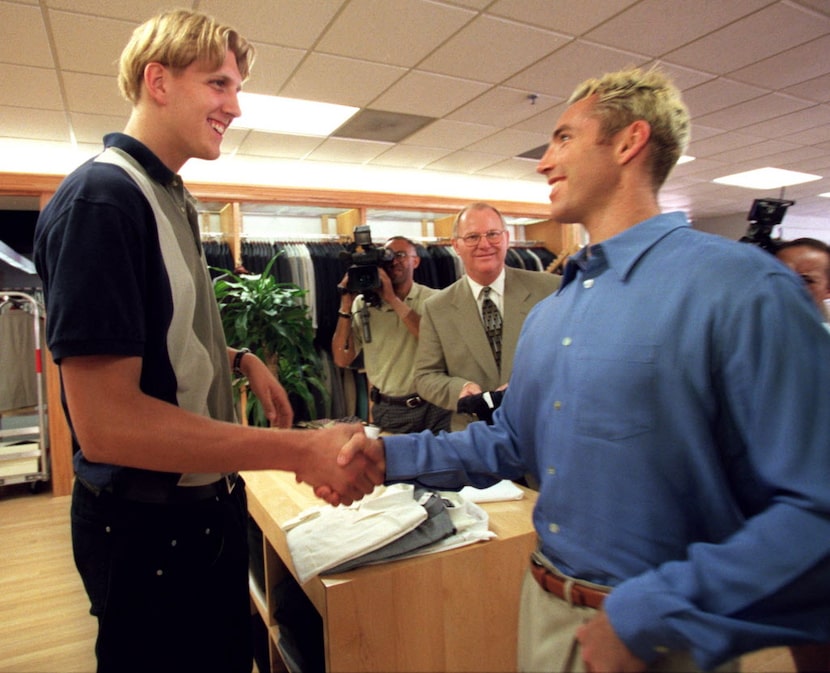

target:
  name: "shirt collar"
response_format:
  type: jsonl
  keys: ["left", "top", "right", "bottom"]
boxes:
{"left": 103, "top": 132, "right": 178, "bottom": 186}
{"left": 561, "top": 212, "right": 689, "bottom": 289}
{"left": 466, "top": 268, "right": 506, "bottom": 299}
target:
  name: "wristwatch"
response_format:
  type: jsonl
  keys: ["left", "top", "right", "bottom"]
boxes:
{"left": 233, "top": 348, "right": 251, "bottom": 376}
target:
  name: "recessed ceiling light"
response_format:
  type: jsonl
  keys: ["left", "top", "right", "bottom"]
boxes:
{"left": 713, "top": 167, "right": 821, "bottom": 190}
{"left": 677, "top": 155, "right": 695, "bottom": 165}
{"left": 234, "top": 93, "right": 359, "bottom": 137}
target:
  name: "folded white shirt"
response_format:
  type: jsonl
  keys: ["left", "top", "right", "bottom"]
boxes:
{"left": 459, "top": 479, "right": 524, "bottom": 503}
{"left": 284, "top": 483, "right": 427, "bottom": 583}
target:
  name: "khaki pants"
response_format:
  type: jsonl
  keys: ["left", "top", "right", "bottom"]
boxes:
{"left": 517, "top": 570, "right": 737, "bottom": 673}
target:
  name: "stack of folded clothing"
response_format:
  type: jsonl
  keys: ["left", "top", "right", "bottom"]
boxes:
{"left": 284, "top": 483, "right": 496, "bottom": 583}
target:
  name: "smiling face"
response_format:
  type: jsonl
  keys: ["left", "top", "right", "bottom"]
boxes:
{"left": 160, "top": 49, "right": 243, "bottom": 170}
{"left": 451, "top": 205, "right": 509, "bottom": 286}
{"left": 536, "top": 95, "right": 619, "bottom": 229}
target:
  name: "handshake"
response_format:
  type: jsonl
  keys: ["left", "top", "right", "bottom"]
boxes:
{"left": 294, "top": 422, "right": 387, "bottom": 506}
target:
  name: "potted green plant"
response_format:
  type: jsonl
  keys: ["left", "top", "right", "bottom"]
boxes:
{"left": 212, "top": 255, "right": 329, "bottom": 425}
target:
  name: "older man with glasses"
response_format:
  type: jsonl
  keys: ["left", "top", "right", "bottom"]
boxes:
{"left": 332, "top": 235, "right": 452, "bottom": 433}
{"left": 414, "top": 202, "right": 560, "bottom": 431}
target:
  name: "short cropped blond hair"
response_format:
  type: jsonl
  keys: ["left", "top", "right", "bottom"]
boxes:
{"left": 569, "top": 67, "right": 690, "bottom": 190}
{"left": 118, "top": 9, "right": 255, "bottom": 104}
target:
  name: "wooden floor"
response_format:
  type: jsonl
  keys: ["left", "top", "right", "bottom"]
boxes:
{"left": 0, "top": 482, "right": 796, "bottom": 673}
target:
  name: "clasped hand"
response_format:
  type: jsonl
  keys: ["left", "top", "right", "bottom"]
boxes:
{"left": 295, "top": 423, "right": 387, "bottom": 506}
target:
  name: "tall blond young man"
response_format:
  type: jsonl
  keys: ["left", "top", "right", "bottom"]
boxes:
{"left": 34, "top": 10, "right": 379, "bottom": 673}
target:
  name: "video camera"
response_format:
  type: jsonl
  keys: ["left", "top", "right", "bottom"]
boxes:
{"left": 739, "top": 197, "right": 795, "bottom": 253}
{"left": 339, "top": 225, "right": 394, "bottom": 307}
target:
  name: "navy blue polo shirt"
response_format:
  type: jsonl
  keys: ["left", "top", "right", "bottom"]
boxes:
{"left": 34, "top": 133, "right": 235, "bottom": 489}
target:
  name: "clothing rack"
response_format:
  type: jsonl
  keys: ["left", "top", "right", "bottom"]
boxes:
{"left": 0, "top": 291, "right": 50, "bottom": 491}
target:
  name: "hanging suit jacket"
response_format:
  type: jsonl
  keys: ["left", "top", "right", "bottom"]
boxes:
{"left": 414, "top": 266, "right": 560, "bottom": 430}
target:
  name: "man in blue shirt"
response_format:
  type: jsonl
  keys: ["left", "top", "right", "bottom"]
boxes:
{"left": 330, "top": 67, "right": 830, "bottom": 671}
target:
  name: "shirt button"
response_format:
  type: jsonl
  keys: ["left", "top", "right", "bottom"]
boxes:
{"left": 156, "top": 569, "right": 164, "bottom": 576}
{"left": 561, "top": 337, "right": 572, "bottom": 346}
{"left": 553, "top": 401, "right": 562, "bottom": 410}
{"left": 549, "top": 523, "right": 560, "bottom": 534}
{"left": 171, "top": 539, "right": 177, "bottom": 547}
{"left": 205, "top": 528, "right": 211, "bottom": 535}
{"left": 583, "top": 279, "right": 594, "bottom": 289}
{"left": 546, "top": 467, "right": 556, "bottom": 476}
{"left": 105, "top": 526, "right": 111, "bottom": 534}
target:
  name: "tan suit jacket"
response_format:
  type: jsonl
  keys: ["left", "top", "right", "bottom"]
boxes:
{"left": 415, "top": 266, "right": 560, "bottom": 430}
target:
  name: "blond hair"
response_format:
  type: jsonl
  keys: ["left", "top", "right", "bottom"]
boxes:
{"left": 118, "top": 9, "right": 255, "bottom": 104}
{"left": 569, "top": 67, "right": 690, "bottom": 190}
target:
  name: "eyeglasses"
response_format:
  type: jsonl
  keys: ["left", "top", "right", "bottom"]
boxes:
{"left": 388, "top": 251, "right": 418, "bottom": 259}
{"left": 457, "top": 230, "right": 506, "bottom": 247}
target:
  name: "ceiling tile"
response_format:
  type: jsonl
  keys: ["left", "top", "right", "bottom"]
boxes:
{"left": 242, "top": 43, "right": 306, "bottom": 97}
{"left": 447, "top": 87, "right": 563, "bottom": 127}
{"left": 70, "top": 112, "right": 128, "bottom": 144}
{"left": 584, "top": 0, "right": 774, "bottom": 56}
{"left": 694, "top": 93, "right": 813, "bottom": 132}
{"left": 368, "top": 145, "right": 453, "bottom": 169}
{"left": 333, "top": 109, "right": 435, "bottom": 143}
{"left": 681, "top": 78, "right": 768, "bottom": 118}
{"left": 0, "top": 105, "right": 70, "bottom": 141}
{"left": 419, "top": 15, "right": 569, "bottom": 83}
{"left": 783, "top": 73, "right": 830, "bottom": 103}
{"left": 401, "top": 119, "right": 497, "bottom": 150}
{"left": 200, "top": 0, "right": 345, "bottom": 49}
{"left": 305, "top": 137, "right": 392, "bottom": 163}
{"left": 729, "top": 34, "right": 830, "bottom": 90}
{"left": 488, "top": 0, "right": 638, "bottom": 36}
{"left": 45, "top": 0, "right": 169, "bottom": 22}
{"left": 0, "top": 2, "right": 53, "bottom": 68}
{"left": 505, "top": 39, "right": 651, "bottom": 98}
{"left": 371, "top": 71, "right": 490, "bottom": 117}
{"left": 425, "top": 149, "right": 505, "bottom": 173}
{"left": 279, "top": 53, "right": 407, "bottom": 106}
{"left": 316, "top": 0, "right": 475, "bottom": 67}
{"left": 475, "top": 157, "right": 540, "bottom": 179}
{"left": 465, "top": 128, "right": 550, "bottom": 156}
{"left": 62, "top": 72, "right": 128, "bottom": 116}
{"left": 236, "top": 131, "right": 324, "bottom": 159}
{"left": 664, "top": 3, "right": 830, "bottom": 74}
{"left": 0, "top": 64, "right": 63, "bottom": 109}
{"left": 49, "top": 10, "right": 135, "bottom": 76}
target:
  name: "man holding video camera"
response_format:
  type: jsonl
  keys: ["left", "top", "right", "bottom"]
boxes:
{"left": 332, "top": 235, "right": 451, "bottom": 433}
{"left": 414, "top": 202, "right": 560, "bottom": 431}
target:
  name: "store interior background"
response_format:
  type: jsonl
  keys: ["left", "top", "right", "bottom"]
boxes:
{"left": 1, "top": 0, "right": 830, "bottom": 281}
{"left": 0, "top": 5, "right": 826, "bottom": 670}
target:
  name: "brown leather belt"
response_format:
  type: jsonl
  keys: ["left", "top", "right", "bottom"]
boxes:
{"left": 530, "top": 559, "right": 608, "bottom": 609}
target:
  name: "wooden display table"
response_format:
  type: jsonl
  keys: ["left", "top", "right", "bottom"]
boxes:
{"left": 243, "top": 470, "right": 539, "bottom": 673}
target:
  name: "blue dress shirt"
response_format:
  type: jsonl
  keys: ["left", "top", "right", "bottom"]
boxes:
{"left": 383, "top": 212, "right": 830, "bottom": 669}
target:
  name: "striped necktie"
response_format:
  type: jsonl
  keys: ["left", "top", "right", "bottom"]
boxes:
{"left": 481, "top": 286, "right": 503, "bottom": 368}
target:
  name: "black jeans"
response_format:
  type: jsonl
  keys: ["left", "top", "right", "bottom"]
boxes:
{"left": 71, "top": 477, "right": 252, "bottom": 673}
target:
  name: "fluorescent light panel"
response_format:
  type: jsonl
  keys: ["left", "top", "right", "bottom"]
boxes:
{"left": 713, "top": 167, "right": 821, "bottom": 190}
{"left": 235, "top": 93, "right": 359, "bottom": 136}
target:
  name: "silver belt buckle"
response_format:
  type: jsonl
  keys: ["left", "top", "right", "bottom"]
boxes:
{"left": 224, "top": 473, "right": 237, "bottom": 494}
